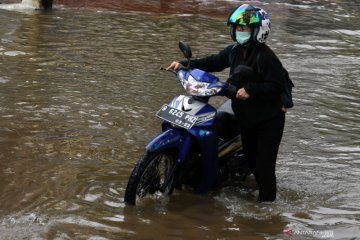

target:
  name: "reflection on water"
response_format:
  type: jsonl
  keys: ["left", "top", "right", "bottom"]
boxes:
{"left": 0, "top": 0, "right": 359, "bottom": 239}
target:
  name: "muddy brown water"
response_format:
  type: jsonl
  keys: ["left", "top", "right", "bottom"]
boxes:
{"left": 0, "top": 1, "right": 359, "bottom": 239}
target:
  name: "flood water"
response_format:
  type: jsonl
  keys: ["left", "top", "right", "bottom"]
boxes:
{"left": 0, "top": 0, "right": 359, "bottom": 239}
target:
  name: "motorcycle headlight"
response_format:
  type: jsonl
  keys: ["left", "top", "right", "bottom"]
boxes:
{"left": 178, "top": 71, "right": 221, "bottom": 96}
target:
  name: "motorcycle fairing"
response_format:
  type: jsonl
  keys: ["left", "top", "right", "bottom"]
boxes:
{"left": 168, "top": 95, "right": 217, "bottom": 127}
{"left": 177, "top": 69, "right": 223, "bottom": 96}
{"left": 146, "top": 124, "right": 219, "bottom": 193}
{"left": 145, "top": 128, "right": 193, "bottom": 164}
{"left": 189, "top": 69, "right": 220, "bottom": 83}
{"left": 188, "top": 126, "right": 218, "bottom": 193}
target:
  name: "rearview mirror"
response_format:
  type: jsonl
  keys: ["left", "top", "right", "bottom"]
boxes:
{"left": 178, "top": 41, "right": 192, "bottom": 59}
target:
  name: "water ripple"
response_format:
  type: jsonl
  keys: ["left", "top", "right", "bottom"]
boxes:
{"left": 0, "top": 1, "right": 360, "bottom": 239}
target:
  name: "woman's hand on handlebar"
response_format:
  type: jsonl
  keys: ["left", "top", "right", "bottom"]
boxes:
{"left": 236, "top": 88, "right": 250, "bottom": 100}
{"left": 166, "top": 61, "right": 183, "bottom": 71}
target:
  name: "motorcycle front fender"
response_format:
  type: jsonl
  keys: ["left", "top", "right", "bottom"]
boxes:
{"left": 145, "top": 128, "right": 192, "bottom": 164}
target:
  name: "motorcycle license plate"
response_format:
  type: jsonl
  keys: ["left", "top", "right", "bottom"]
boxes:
{"left": 156, "top": 104, "right": 198, "bottom": 129}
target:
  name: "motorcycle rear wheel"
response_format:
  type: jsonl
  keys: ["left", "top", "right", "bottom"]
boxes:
{"left": 124, "top": 152, "right": 176, "bottom": 205}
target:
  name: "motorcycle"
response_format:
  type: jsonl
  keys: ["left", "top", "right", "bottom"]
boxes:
{"left": 124, "top": 42, "right": 249, "bottom": 205}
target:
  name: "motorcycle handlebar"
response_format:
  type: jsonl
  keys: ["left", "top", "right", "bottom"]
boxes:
{"left": 160, "top": 67, "right": 177, "bottom": 75}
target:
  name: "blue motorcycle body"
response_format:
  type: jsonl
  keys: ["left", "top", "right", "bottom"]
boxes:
{"left": 124, "top": 42, "right": 248, "bottom": 205}
{"left": 144, "top": 68, "right": 230, "bottom": 193}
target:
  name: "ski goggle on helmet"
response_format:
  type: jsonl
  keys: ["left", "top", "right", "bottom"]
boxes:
{"left": 227, "top": 4, "right": 271, "bottom": 44}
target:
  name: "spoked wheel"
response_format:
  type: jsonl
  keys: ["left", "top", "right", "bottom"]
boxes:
{"left": 124, "top": 152, "right": 176, "bottom": 205}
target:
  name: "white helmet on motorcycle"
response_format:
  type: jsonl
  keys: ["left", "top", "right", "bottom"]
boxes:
{"left": 227, "top": 4, "right": 271, "bottom": 44}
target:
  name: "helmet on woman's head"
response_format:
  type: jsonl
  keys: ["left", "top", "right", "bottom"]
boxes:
{"left": 227, "top": 4, "right": 271, "bottom": 44}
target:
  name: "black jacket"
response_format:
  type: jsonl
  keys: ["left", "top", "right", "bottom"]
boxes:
{"left": 182, "top": 43, "right": 286, "bottom": 128}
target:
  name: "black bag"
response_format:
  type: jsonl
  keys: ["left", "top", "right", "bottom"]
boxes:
{"left": 282, "top": 68, "right": 294, "bottom": 108}
{"left": 256, "top": 52, "right": 294, "bottom": 108}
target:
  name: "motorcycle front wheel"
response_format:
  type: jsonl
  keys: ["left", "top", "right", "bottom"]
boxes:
{"left": 124, "top": 152, "right": 176, "bottom": 205}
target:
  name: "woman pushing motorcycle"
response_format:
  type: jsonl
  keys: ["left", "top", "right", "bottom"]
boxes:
{"left": 167, "top": 4, "right": 289, "bottom": 202}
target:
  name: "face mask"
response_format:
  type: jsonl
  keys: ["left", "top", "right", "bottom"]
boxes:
{"left": 235, "top": 31, "right": 251, "bottom": 45}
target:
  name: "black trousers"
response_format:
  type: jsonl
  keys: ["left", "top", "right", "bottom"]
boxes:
{"left": 240, "top": 112, "right": 285, "bottom": 202}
